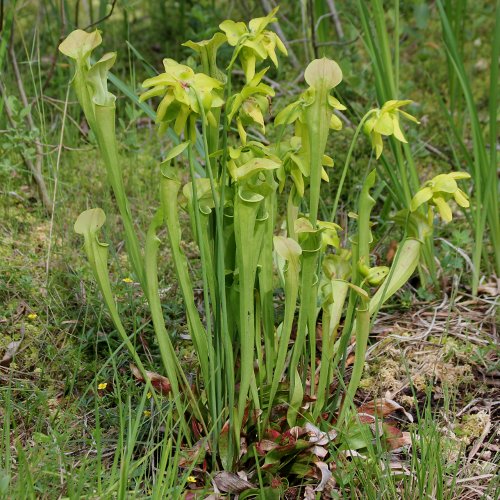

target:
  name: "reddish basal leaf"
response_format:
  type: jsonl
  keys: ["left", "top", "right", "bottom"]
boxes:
{"left": 264, "top": 428, "right": 282, "bottom": 441}
{"left": 217, "top": 419, "right": 231, "bottom": 468}
{"left": 262, "top": 440, "right": 312, "bottom": 470}
{"left": 383, "top": 426, "right": 412, "bottom": 451}
{"left": 242, "top": 406, "right": 263, "bottom": 427}
{"left": 357, "top": 412, "right": 376, "bottom": 424}
{"left": 191, "top": 419, "right": 204, "bottom": 441}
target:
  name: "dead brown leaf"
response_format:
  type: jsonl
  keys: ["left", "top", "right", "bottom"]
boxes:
{"left": 314, "top": 461, "right": 332, "bottom": 492}
{"left": 358, "top": 398, "right": 413, "bottom": 422}
{"left": 212, "top": 471, "right": 255, "bottom": 493}
{"left": 0, "top": 340, "right": 22, "bottom": 367}
{"left": 477, "top": 282, "right": 499, "bottom": 297}
{"left": 130, "top": 364, "right": 171, "bottom": 394}
{"left": 303, "top": 422, "right": 337, "bottom": 445}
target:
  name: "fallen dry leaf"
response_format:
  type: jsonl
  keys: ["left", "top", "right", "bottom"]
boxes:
{"left": 312, "top": 445, "right": 328, "bottom": 458}
{"left": 380, "top": 459, "right": 412, "bottom": 476}
{"left": 314, "top": 461, "right": 332, "bottom": 492}
{"left": 256, "top": 439, "right": 280, "bottom": 453}
{"left": 0, "top": 340, "right": 22, "bottom": 367}
{"left": 239, "top": 437, "right": 248, "bottom": 459}
{"left": 303, "top": 484, "right": 315, "bottom": 499}
{"left": 130, "top": 364, "right": 171, "bottom": 395}
{"left": 477, "top": 282, "right": 499, "bottom": 297}
{"left": 304, "top": 422, "right": 337, "bottom": 445}
{"left": 288, "top": 426, "right": 307, "bottom": 440}
{"left": 212, "top": 471, "right": 255, "bottom": 493}
{"left": 358, "top": 398, "right": 413, "bottom": 422}
{"left": 357, "top": 412, "right": 376, "bottom": 424}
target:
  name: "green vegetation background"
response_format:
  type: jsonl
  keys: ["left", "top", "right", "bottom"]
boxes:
{"left": 0, "top": 1, "right": 498, "bottom": 498}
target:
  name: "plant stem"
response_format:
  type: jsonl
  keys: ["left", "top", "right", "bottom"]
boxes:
{"left": 330, "top": 110, "right": 375, "bottom": 222}
{"left": 337, "top": 303, "right": 369, "bottom": 426}
{"left": 186, "top": 139, "right": 219, "bottom": 449}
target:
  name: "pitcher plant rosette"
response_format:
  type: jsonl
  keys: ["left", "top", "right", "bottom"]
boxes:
{"left": 60, "top": 6, "right": 470, "bottom": 491}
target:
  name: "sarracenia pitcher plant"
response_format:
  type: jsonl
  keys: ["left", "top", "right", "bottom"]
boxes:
{"left": 60, "top": 7, "right": 469, "bottom": 472}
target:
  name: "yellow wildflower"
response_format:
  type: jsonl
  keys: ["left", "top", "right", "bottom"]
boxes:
{"left": 27, "top": 313, "right": 38, "bottom": 320}
{"left": 219, "top": 7, "right": 287, "bottom": 81}
{"left": 317, "top": 220, "right": 342, "bottom": 249}
{"left": 364, "top": 100, "right": 419, "bottom": 158}
{"left": 140, "top": 59, "right": 223, "bottom": 137}
{"left": 146, "top": 392, "right": 152, "bottom": 399}
{"left": 143, "top": 410, "right": 151, "bottom": 417}
{"left": 98, "top": 382, "right": 108, "bottom": 390}
{"left": 410, "top": 172, "right": 471, "bottom": 223}
{"left": 227, "top": 68, "right": 275, "bottom": 144}
{"left": 122, "top": 277, "right": 134, "bottom": 283}
{"left": 186, "top": 476, "right": 197, "bottom": 483}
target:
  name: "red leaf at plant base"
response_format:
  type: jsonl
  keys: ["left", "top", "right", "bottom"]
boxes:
{"left": 264, "top": 428, "right": 282, "bottom": 441}
{"left": 130, "top": 364, "right": 171, "bottom": 395}
{"left": 382, "top": 423, "right": 412, "bottom": 451}
{"left": 262, "top": 439, "right": 312, "bottom": 470}
{"left": 218, "top": 420, "right": 231, "bottom": 469}
{"left": 357, "top": 413, "right": 376, "bottom": 424}
{"left": 191, "top": 419, "right": 204, "bottom": 440}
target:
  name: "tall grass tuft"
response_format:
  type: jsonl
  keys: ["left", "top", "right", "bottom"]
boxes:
{"left": 357, "top": 0, "right": 439, "bottom": 287}
{"left": 437, "top": 0, "right": 500, "bottom": 292}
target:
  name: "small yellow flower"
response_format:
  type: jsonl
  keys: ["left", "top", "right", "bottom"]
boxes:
{"left": 146, "top": 392, "right": 152, "bottom": 399}
{"left": 140, "top": 59, "right": 224, "bottom": 137}
{"left": 186, "top": 476, "right": 197, "bottom": 483}
{"left": 27, "top": 313, "right": 38, "bottom": 320}
{"left": 219, "top": 7, "right": 287, "bottom": 81}
{"left": 317, "top": 220, "right": 342, "bottom": 249}
{"left": 98, "top": 382, "right": 108, "bottom": 390}
{"left": 364, "top": 100, "right": 419, "bottom": 158}
{"left": 227, "top": 69, "right": 275, "bottom": 144}
{"left": 143, "top": 410, "right": 151, "bottom": 417}
{"left": 410, "top": 172, "right": 471, "bottom": 223}
{"left": 122, "top": 277, "right": 133, "bottom": 283}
